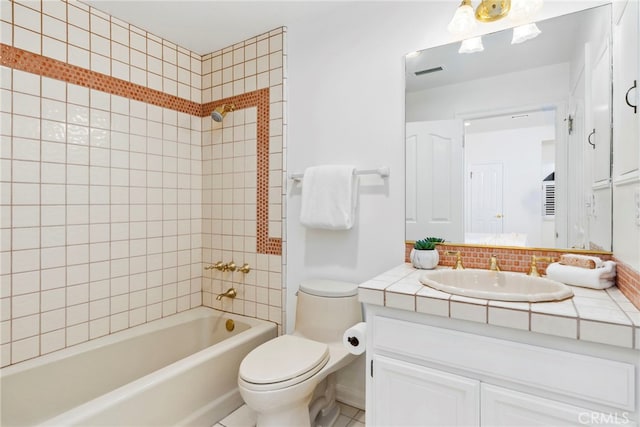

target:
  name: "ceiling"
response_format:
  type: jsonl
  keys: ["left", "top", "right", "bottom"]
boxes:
{"left": 404, "top": 5, "right": 604, "bottom": 93}
{"left": 83, "top": 1, "right": 347, "bottom": 55}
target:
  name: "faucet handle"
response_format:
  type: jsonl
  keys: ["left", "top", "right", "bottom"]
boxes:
{"left": 205, "top": 261, "right": 225, "bottom": 271}
{"left": 239, "top": 263, "right": 251, "bottom": 274}
{"left": 489, "top": 254, "right": 500, "bottom": 271}
{"left": 445, "top": 251, "right": 464, "bottom": 270}
{"left": 528, "top": 256, "right": 555, "bottom": 277}
{"left": 225, "top": 261, "right": 237, "bottom": 272}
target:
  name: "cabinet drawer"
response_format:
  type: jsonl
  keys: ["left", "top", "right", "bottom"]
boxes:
{"left": 373, "top": 316, "right": 635, "bottom": 410}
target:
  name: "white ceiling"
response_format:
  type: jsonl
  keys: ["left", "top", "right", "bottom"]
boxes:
{"left": 404, "top": 4, "right": 607, "bottom": 93}
{"left": 84, "top": 0, "right": 348, "bottom": 55}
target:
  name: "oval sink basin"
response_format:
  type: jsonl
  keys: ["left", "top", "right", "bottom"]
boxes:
{"left": 419, "top": 269, "right": 573, "bottom": 302}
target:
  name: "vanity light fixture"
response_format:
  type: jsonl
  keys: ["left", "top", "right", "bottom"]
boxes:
{"left": 511, "top": 23, "right": 541, "bottom": 44}
{"left": 458, "top": 36, "right": 484, "bottom": 53}
{"left": 448, "top": 0, "right": 543, "bottom": 49}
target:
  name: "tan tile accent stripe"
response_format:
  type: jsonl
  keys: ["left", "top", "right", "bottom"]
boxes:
{"left": 0, "top": 43, "right": 202, "bottom": 116}
{"left": 614, "top": 257, "right": 640, "bottom": 310}
{"left": 1, "top": 43, "right": 281, "bottom": 255}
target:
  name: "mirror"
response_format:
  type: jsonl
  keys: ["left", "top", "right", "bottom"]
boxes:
{"left": 405, "top": 5, "right": 613, "bottom": 251}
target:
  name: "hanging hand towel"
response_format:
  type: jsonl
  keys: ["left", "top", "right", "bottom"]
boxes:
{"left": 300, "top": 165, "right": 359, "bottom": 230}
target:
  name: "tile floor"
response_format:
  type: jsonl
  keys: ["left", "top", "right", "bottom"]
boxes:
{"left": 214, "top": 402, "right": 365, "bottom": 427}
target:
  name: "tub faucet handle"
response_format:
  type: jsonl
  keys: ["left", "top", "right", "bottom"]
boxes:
{"left": 205, "top": 261, "right": 224, "bottom": 271}
{"left": 239, "top": 263, "right": 251, "bottom": 274}
{"left": 224, "top": 261, "right": 237, "bottom": 272}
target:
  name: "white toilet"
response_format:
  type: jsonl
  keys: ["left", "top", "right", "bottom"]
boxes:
{"left": 238, "top": 279, "right": 362, "bottom": 427}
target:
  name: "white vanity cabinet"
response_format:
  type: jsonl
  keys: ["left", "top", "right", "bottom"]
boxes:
{"left": 365, "top": 306, "right": 639, "bottom": 427}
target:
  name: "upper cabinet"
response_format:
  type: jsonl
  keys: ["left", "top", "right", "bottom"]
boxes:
{"left": 612, "top": 0, "right": 640, "bottom": 271}
{"left": 613, "top": 0, "right": 639, "bottom": 178}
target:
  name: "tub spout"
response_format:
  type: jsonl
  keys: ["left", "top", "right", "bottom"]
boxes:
{"left": 216, "top": 288, "right": 237, "bottom": 301}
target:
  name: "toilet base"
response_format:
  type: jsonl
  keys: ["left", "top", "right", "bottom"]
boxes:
{"left": 314, "top": 401, "right": 339, "bottom": 427}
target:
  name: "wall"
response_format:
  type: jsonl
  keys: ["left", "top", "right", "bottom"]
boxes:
{"left": 285, "top": 0, "right": 615, "bottom": 407}
{"left": 285, "top": 0, "right": 610, "bottom": 326}
{"left": 200, "top": 29, "right": 287, "bottom": 332}
{"left": 0, "top": 1, "right": 205, "bottom": 367}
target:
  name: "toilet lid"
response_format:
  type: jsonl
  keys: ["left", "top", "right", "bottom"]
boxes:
{"left": 239, "top": 335, "right": 329, "bottom": 385}
{"left": 300, "top": 280, "right": 359, "bottom": 297}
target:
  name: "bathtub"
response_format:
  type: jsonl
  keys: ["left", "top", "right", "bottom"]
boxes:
{"left": 1, "top": 307, "right": 277, "bottom": 426}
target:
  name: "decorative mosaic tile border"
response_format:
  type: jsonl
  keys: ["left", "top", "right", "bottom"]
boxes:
{"left": 0, "top": 43, "right": 281, "bottom": 256}
{"left": 0, "top": 43, "right": 202, "bottom": 115}
{"left": 203, "top": 91, "right": 281, "bottom": 255}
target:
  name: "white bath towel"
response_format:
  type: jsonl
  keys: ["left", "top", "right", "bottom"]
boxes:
{"left": 300, "top": 165, "right": 359, "bottom": 230}
{"left": 546, "top": 261, "right": 617, "bottom": 289}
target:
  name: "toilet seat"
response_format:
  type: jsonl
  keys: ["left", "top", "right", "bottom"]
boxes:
{"left": 239, "top": 335, "right": 330, "bottom": 391}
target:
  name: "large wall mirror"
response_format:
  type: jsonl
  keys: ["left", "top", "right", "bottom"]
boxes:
{"left": 405, "top": 4, "right": 613, "bottom": 251}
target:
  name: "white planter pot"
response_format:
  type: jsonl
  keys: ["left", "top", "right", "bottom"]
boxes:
{"left": 410, "top": 249, "right": 439, "bottom": 270}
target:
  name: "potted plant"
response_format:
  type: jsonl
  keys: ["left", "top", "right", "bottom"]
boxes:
{"left": 410, "top": 237, "right": 445, "bottom": 269}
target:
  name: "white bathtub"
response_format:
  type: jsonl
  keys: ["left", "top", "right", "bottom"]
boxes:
{"left": 1, "top": 307, "right": 277, "bottom": 426}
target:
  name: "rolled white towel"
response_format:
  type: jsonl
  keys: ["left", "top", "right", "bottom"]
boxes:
{"left": 559, "top": 253, "right": 604, "bottom": 269}
{"left": 546, "top": 261, "right": 616, "bottom": 289}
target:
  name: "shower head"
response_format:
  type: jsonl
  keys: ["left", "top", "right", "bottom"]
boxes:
{"left": 211, "top": 103, "right": 235, "bottom": 122}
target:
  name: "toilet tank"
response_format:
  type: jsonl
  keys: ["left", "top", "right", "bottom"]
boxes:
{"left": 294, "top": 280, "right": 362, "bottom": 343}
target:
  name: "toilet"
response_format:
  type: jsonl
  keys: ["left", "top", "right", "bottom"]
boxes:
{"left": 238, "top": 279, "right": 362, "bottom": 427}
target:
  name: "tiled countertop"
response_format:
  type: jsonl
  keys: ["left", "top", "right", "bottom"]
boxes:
{"left": 359, "top": 264, "right": 640, "bottom": 350}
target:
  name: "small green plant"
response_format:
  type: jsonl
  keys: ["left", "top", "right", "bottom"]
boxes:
{"left": 414, "top": 237, "right": 445, "bottom": 250}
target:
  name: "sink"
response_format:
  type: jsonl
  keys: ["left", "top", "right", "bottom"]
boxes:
{"left": 419, "top": 269, "right": 574, "bottom": 302}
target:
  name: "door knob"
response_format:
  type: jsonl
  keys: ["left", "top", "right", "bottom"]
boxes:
{"left": 495, "top": 214, "right": 503, "bottom": 218}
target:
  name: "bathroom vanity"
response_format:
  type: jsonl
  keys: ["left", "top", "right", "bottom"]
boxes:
{"left": 361, "top": 264, "right": 640, "bottom": 426}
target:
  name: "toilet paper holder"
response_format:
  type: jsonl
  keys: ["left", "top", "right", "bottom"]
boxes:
{"left": 347, "top": 336, "right": 359, "bottom": 347}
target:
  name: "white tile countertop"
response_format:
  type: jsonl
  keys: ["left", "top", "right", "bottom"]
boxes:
{"left": 359, "top": 264, "right": 640, "bottom": 350}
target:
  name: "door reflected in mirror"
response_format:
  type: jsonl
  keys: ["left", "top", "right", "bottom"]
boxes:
{"left": 405, "top": 4, "right": 612, "bottom": 251}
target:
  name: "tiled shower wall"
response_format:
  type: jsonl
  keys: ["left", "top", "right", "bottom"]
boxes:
{"left": 201, "top": 29, "right": 287, "bottom": 333}
{"left": 0, "top": 0, "right": 205, "bottom": 367}
{"left": 0, "top": 0, "right": 287, "bottom": 367}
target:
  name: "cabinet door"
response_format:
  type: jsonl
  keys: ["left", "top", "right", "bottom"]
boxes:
{"left": 613, "top": 0, "right": 639, "bottom": 176}
{"left": 481, "top": 384, "right": 634, "bottom": 427}
{"left": 371, "top": 355, "right": 479, "bottom": 427}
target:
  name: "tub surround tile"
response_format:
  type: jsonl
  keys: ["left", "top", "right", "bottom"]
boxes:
{"left": 360, "top": 264, "right": 638, "bottom": 349}
{"left": 2, "top": 1, "right": 287, "bottom": 366}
